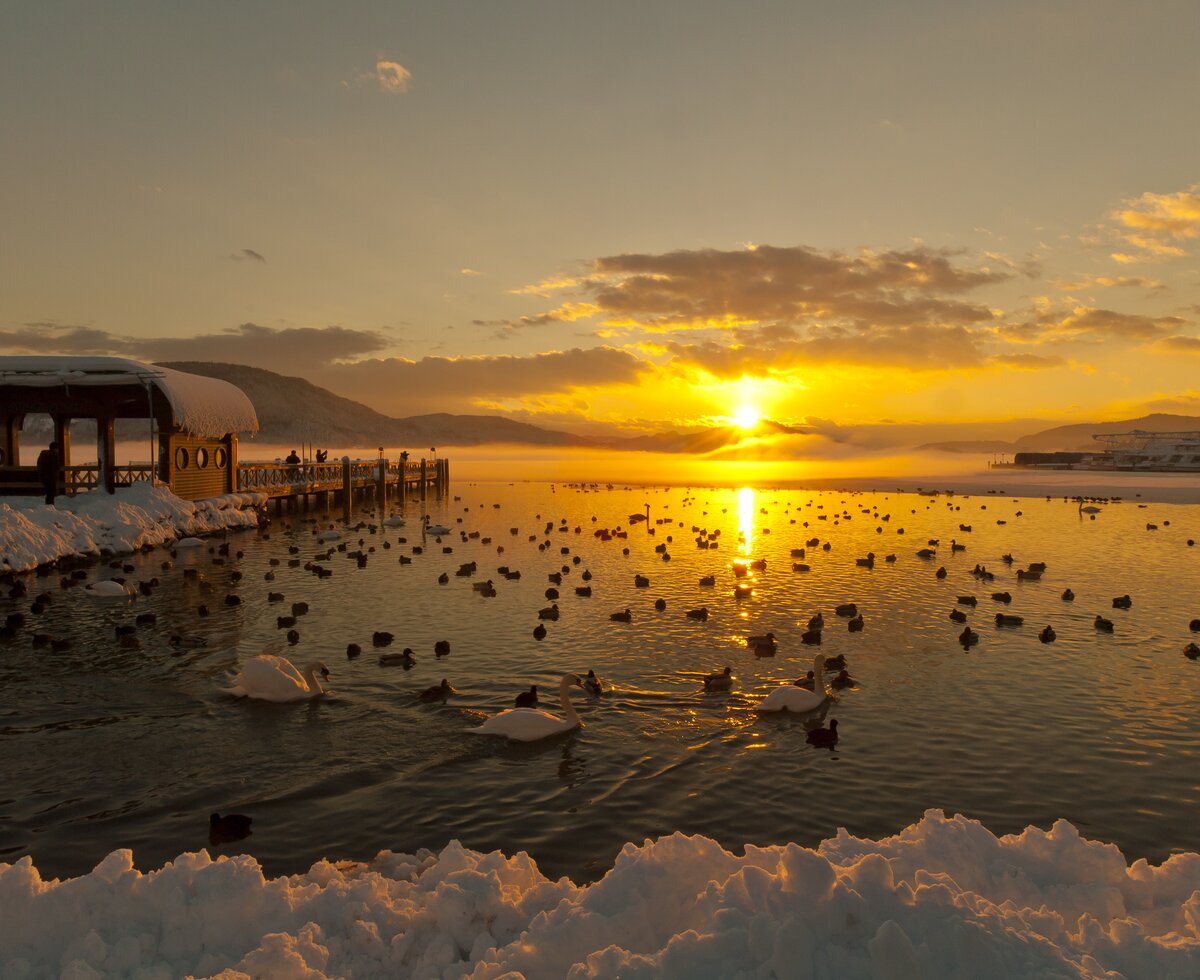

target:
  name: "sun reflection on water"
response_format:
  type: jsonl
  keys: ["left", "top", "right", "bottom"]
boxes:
{"left": 737, "top": 486, "right": 755, "bottom": 556}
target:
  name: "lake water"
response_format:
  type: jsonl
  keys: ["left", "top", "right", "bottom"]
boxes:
{"left": 2, "top": 482, "right": 1198, "bottom": 883}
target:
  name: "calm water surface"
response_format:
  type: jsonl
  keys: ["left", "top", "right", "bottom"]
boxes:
{"left": 2, "top": 483, "right": 1198, "bottom": 882}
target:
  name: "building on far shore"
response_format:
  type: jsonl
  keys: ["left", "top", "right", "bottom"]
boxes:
{"left": 0, "top": 356, "right": 259, "bottom": 499}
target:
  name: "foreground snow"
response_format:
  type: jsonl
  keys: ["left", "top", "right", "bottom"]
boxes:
{"left": 0, "top": 484, "right": 266, "bottom": 573}
{"left": 2, "top": 810, "right": 1197, "bottom": 979}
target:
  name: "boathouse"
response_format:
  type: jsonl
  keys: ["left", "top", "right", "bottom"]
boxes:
{"left": 0, "top": 356, "right": 259, "bottom": 499}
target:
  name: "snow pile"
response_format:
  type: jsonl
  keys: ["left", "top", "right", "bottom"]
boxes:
{"left": 0, "top": 484, "right": 265, "bottom": 572}
{"left": 2, "top": 810, "right": 1197, "bottom": 978}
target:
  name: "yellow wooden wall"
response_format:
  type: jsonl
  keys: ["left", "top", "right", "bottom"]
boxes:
{"left": 167, "top": 434, "right": 231, "bottom": 499}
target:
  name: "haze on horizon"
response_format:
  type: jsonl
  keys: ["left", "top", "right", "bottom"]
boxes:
{"left": 2, "top": 1, "right": 1198, "bottom": 456}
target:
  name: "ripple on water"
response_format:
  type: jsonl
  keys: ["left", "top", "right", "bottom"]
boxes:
{"left": 1, "top": 483, "right": 1198, "bottom": 881}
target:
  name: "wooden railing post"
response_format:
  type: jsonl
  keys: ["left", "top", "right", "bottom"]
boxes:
{"left": 377, "top": 457, "right": 387, "bottom": 510}
{"left": 341, "top": 456, "right": 352, "bottom": 523}
{"left": 420, "top": 458, "right": 427, "bottom": 501}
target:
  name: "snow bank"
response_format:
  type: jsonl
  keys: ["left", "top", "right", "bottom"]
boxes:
{"left": 2, "top": 810, "right": 1197, "bottom": 979}
{"left": 0, "top": 484, "right": 266, "bottom": 573}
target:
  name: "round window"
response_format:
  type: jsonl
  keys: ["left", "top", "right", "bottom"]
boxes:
{"left": 175, "top": 447, "right": 190, "bottom": 470}
{"left": 214, "top": 446, "right": 228, "bottom": 468}
{"left": 195, "top": 447, "right": 209, "bottom": 469}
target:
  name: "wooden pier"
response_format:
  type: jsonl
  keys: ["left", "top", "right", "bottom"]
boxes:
{"left": 236, "top": 455, "right": 449, "bottom": 517}
{"left": 0, "top": 454, "right": 449, "bottom": 519}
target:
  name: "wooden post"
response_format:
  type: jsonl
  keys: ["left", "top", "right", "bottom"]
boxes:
{"left": 399, "top": 451, "right": 409, "bottom": 511}
{"left": 1, "top": 414, "right": 21, "bottom": 467}
{"left": 341, "top": 456, "right": 352, "bottom": 523}
{"left": 443, "top": 458, "right": 449, "bottom": 493}
{"left": 54, "top": 415, "right": 72, "bottom": 471}
{"left": 226, "top": 433, "right": 238, "bottom": 493}
{"left": 97, "top": 416, "right": 115, "bottom": 494}
{"left": 377, "top": 457, "right": 387, "bottom": 511}
{"left": 420, "top": 458, "right": 427, "bottom": 501}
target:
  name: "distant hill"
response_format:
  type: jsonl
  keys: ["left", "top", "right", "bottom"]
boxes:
{"left": 921, "top": 414, "right": 1200, "bottom": 454}
{"left": 155, "top": 362, "right": 585, "bottom": 449}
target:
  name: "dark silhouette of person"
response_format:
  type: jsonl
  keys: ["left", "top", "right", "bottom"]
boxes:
{"left": 285, "top": 449, "right": 300, "bottom": 465}
{"left": 37, "top": 441, "right": 60, "bottom": 505}
{"left": 315, "top": 449, "right": 328, "bottom": 463}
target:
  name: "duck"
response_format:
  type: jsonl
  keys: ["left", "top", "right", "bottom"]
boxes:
{"left": 756, "top": 654, "right": 828, "bottom": 713}
{"left": 467, "top": 673, "right": 584, "bottom": 741}
{"left": 847, "top": 614, "right": 864, "bottom": 632}
{"left": 533, "top": 623, "right": 547, "bottom": 641}
{"left": 995, "top": 613, "right": 1024, "bottom": 627}
{"left": 959, "top": 626, "right": 979, "bottom": 647}
{"left": 956, "top": 595, "right": 977, "bottom": 607}
{"left": 807, "top": 613, "right": 824, "bottom": 631}
{"left": 794, "top": 670, "right": 815, "bottom": 689}
{"left": 419, "top": 679, "right": 456, "bottom": 703}
{"left": 1112, "top": 595, "right": 1132, "bottom": 609}
{"left": 703, "top": 666, "right": 734, "bottom": 691}
{"left": 835, "top": 603, "right": 858, "bottom": 618}
{"left": 830, "top": 669, "right": 855, "bottom": 690}
{"left": 801, "top": 629, "right": 822, "bottom": 645}
{"left": 687, "top": 607, "right": 709, "bottom": 621}
{"left": 806, "top": 719, "right": 839, "bottom": 748}
{"left": 610, "top": 608, "right": 633, "bottom": 623}
{"left": 538, "top": 603, "right": 560, "bottom": 621}
{"left": 209, "top": 812, "right": 253, "bottom": 845}
{"left": 949, "top": 609, "right": 967, "bottom": 623}
{"left": 434, "top": 639, "right": 451, "bottom": 656}
{"left": 1039, "top": 626, "right": 1056, "bottom": 643}
{"left": 1185, "top": 642, "right": 1200, "bottom": 660}
{"left": 515, "top": 685, "right": 539, "bottom": 708}
{"left": 372, "top": 631, "right": 394, "bottom": 647}
{"left": 1062, "top": 589, "right": 1075, "bottom": 602}
{"left": 379, "top": 647, "right": 416, "bottom": 667}
{"left": 584, "top": 669, "right": 605, "bottom": 695}
{"left": 224, "top": 655, "right": 329, "bottom": 702}
{"left": 1094, "top": 616, "right": 1114, "bottom": 632}
{"left": 654, "top": 597, "right": 667, "bottom": 611}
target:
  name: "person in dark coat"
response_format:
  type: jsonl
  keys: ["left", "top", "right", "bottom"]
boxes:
{"left": 37, "top": 441, "right": 60, "bottom": 505}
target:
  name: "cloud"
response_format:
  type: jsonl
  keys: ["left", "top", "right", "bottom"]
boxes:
{"left": 317, "top": 347, "right": 647, "bottom": 416}
{"left": 508, "top": 275, "right": 581, "bottom": 298}
{"left": 231, "top": 249, "right": 266, "bottom": 263}
{"left": 1110, "top": 184, "right": 1200, "bottom": 261}
{"left": 1115, "top": 185, "right": 1200, "bottom": 237}
{"left": 578, "top": 245, "right": 1010, "bottom": 333}
{"left": 989, "top": 353, "right": 1065, "bottom": 370}
{"left": 460, "top": 268, "right": 482, "bottom": 277}
{"left": 1000, "top": 306, "right": 1186, "bottom": 344}
{"left": 1053, "top": 274, "right": 1164, "bottom": 291}
{"left": 1153, "top": 335, "right": 1200, "bottom": 354}
{"left": 0, "top": 321, "right": 390, "bottom": 375}
{"left": 372, "top": 60, "right": 412, "bottom": 92}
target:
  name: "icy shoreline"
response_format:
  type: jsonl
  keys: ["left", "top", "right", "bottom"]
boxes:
{"left": 0, "top": 484, "right": 266, "bottom": 574}
{"left": 2, "top": 810, "right": 1197, "bottom": 979}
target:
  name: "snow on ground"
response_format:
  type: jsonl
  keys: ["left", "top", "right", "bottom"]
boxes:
{"left": 2, "top": 810, "right": 1198, "bottom": 979}
{"left": 0, "top": 484, "right": 266, "bottom": 573}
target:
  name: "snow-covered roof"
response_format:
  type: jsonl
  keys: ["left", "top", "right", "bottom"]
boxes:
{"left": 0, "top": 356, "right": 259, "bottom": 438}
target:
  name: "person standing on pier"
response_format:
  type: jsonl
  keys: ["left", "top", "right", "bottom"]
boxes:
{"left": 37, "top": 441, "right": 60, "bottom": 505}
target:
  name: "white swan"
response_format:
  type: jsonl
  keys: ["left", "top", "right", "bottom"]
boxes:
{"left": 756, "top": 654, "right": 828, "bottom": 713}
{"left": 467, "top": 673, "right": 584, "bottom": 742}
{"left": 224, "top": 655, "right": 329, "bottom": 702}
{"left": 383, "top": 516, "right": 406, "bottom": 527}
{"left": 176, "top": 537, "right": 204, "bottom": 548}
{"left": 424, "top": 517, "right": 451, "bottom": 536}
{"left": 84, "top": 580, "right": 131, "bottom": 599}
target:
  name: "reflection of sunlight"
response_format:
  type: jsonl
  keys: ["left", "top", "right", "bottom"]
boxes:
{"left": 737, "top": 487, "right": 755, "bottom": 556}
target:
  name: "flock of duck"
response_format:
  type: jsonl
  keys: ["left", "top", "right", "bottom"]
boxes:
{"left": 4, "top": 487, "right": 1197, "bottom": 759}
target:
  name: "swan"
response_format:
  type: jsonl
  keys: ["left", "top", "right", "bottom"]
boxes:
{"left": 84, "top": 580, "right": 131, "bottom": 599}
{"left": 756, "top": 654, "right": 828, "bottom": 713}
{"left": 224, "top": 655, "right": 329, "bottom": 702}
{"left": 424, "top": 518, "right": 451, "bottom": 536}
{"left": 467, "top": 673, "right": 584, "bottom": 742}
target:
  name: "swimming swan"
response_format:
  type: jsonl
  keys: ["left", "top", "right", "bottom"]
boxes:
{"left": 224, "top": 655, "right": 329, "bottom": 702}
{"left": 756, "top": 654, "right": 828, "bottom": 713}
{"left": 467, "top": 673, "right": 584, "bottom": 741}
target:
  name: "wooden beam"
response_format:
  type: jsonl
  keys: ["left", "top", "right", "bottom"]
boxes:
{"left": 97, "top": 417, "right": 116, "bottom": 494}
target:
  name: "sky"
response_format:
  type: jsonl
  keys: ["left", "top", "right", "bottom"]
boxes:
{"left": 2, "top": 0, "right": 1198, "bottom": 447}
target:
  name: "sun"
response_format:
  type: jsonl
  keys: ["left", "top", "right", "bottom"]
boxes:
{"left": 732, "top": 405, "right": 761, "bottom": 430}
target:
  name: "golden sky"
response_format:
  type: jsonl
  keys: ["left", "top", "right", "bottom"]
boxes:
{"left": 1, "top": 2, "right": 1197, "bottom": 447}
